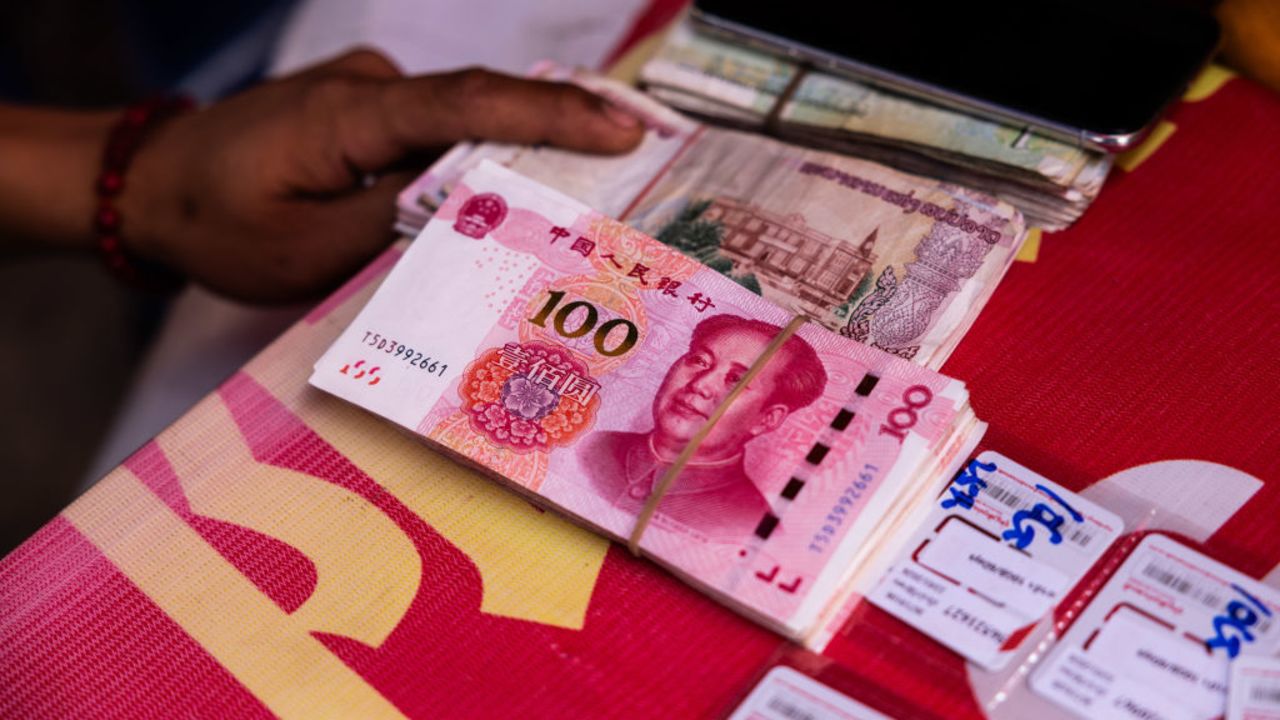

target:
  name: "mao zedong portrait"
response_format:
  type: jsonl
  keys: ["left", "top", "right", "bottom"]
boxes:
{"left": 582, "top": 314, "right": 827, "bottom": 539}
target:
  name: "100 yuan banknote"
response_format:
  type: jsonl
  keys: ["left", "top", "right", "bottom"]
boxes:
{"left": 313, "top": 161, "right": 980, "bottom": 636}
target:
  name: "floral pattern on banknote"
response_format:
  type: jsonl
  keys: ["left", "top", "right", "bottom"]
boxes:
{"left": 427, "top": 411, "right": 552, "bottom": 491}
{"left": 459, "top": 341, "right": 601, "bottom": 453}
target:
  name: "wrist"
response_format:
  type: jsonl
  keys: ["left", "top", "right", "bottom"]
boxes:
{"left": 0, "top": 108, "right": 117, "bottom": 251}
{"left": 96, "top": 96, "right": 194, "bottom": 290}
{"left": 112, "top": 110, "right": 188, "bottom": 266}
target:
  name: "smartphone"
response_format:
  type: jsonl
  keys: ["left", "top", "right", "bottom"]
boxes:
{"left": 691, "top": 0, "right": 1220, "bottom": 151}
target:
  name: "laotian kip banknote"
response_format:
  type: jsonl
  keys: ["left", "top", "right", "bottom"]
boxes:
{"left": 638, "top": 24, "right": 1112, "bottom": 231}
{"left": 396, "top": 66, "right": 1027, "bottom": 371}
{"left": 314, "top": 161, "right": 985, "bottom": 645}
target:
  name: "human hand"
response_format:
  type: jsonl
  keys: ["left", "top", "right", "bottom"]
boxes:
{"left": 121, "top": 50, "right": 644, "bottom": 302}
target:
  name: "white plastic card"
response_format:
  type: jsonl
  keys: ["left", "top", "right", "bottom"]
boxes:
{"left": 1031, "top": 533, "right": 1280, "bottom": 720}
{"left": 1228, "top": 655, "right": 1280, "bottom": 720}
{"left": 867, "top": 450, "right": 1122, "bottom": 670}
{"left": 726, "top": 666, "right": 889, "bottom": 720}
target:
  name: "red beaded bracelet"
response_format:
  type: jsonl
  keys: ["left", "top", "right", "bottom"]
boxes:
{"left": 94, "top": 95, "right": 194, "bottom": 292}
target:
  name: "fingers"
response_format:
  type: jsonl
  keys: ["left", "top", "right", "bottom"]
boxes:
{"left": 332, "top": 68, "right": 645, "bottom": 173}
{"left": 312, "top": 170, "right": 415, "bottom": 260}
{"left": 399, "top": 68, "right": 645, "bottom": 152}
{"left": 298, "top": 47, "right": 404, "bottom": 81}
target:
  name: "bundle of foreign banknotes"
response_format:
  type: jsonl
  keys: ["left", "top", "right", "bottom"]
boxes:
{"left": 396, "top": 65, "right": 1028, "bottom": 370}
{"left": 315, "top": 160, "right": 987, "bottom": 645}
{"left": 637, "top": 25, "right": 1113, "bottom": 231}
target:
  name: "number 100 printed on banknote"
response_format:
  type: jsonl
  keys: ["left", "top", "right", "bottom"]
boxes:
{"left": 312, "top": 161, "right": 984, "bottom": 640}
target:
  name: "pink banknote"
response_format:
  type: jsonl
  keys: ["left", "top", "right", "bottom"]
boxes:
{"left": 313, "top": 162, "right": 983, "bottom": 639}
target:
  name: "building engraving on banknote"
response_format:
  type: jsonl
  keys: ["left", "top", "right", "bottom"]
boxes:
{"left": 701, "top": 198, "right": 880, "bottom": 311}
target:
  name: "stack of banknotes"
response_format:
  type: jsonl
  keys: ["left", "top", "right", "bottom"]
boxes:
{"left": 636, "top": 25, "right": 1113, "bottom": 231}
{"left": 313, "top": 161, "right": 987, "bottom": 645}
{"left": 396, "top": 65, "right": 1028, "bottom": 370}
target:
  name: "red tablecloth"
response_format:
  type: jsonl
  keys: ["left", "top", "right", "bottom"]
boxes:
{"left": 2, "top": 17, "right": 1278, "bottom": 720}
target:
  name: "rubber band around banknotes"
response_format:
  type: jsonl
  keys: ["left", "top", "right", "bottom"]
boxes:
{"left": 763, "top": 64, "right": 810, "bottom": 135}
{"left": 627, "top": 314, "right": 809, "bottom": 555}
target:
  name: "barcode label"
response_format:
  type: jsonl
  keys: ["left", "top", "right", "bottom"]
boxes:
{"left": 1136, "top": 553, "right": 1273, "bottom": 640}
{"left": 727, "top": 666, "right": 890, "bottom": 720}
{"left": 980, "top": 478, "right": 1097, "bottom": 549}
{"left": 981, "top": 482, "right": 1024, "bottom": 510}
{"left": 1230, "top": 657, "right": 1280, "bottom": 719}
{"left": 1250, "top": 684, "right": 1280, "bottom": 704}
{"left": 1139, "top": 559, "right": 1227, "bottom": 611}
{"left": 767, "top": 696, "right": 818, "bottom": 720}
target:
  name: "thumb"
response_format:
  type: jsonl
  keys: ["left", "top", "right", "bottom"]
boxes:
{"left": 299, "top": 170, "right": 416, "bottom": 289}
{"left": 297, "top": 47, "right": 404, "bottom": 81}
{"left": 329, "top": 68, "right": 645, "bottom": 175}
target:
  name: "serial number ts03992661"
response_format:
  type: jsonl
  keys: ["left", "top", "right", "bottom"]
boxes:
{"left": 362, "top": 330, "right": 449, "bottom": 376}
